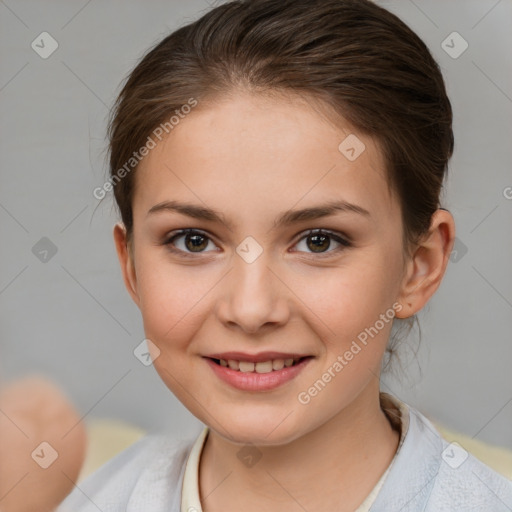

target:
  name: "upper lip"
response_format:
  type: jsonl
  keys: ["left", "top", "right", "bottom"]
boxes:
{"left": 205, "top": 351, "right": 312, "bottom": 363}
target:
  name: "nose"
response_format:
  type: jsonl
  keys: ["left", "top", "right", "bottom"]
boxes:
{"left": 215, "top": 249, "right": 291, "bottom": 334}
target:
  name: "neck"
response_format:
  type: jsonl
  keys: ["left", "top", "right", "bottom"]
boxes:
{"left": 199, "top": 386, "right": 400, "bottom": 512}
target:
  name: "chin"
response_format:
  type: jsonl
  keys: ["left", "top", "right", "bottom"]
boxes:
{"left": 207, "top": 406, "right": 308, "bottom": 447}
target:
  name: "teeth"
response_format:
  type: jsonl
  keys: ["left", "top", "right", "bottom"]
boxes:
{"left": 227, "top": 359, "right": 239, "bottom": 370}
{"left": 272, "top": 359, "right": 284, "bottom": 370}
{"left": 255, "top": 361, "right": 273, "bottom": 373}
{"left": 239, "top": 361, "right": 255, "bottom": 373}
{"left": 217, "top": 357, "right": 302, "bottom": 372}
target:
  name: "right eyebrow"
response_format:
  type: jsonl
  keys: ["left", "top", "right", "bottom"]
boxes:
{"left": 147, "top": 200, "right": 231, "bottom": 225}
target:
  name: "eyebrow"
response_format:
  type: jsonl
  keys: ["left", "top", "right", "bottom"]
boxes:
{"left": 147, "top": 199, "right": 371, "bottom": 230}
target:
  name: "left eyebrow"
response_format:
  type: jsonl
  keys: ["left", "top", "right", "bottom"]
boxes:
{"left": 272, "top": 200, "right": 371, "bottom": 231}
{"left": 146, "top": 199, "right": 371, "bottom": 231}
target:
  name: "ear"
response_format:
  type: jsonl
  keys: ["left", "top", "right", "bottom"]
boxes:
{"left": 113, "top": 223, "right": 140, "bottom": 307}
{"left": 395, "top": 209, "right": 455, "bottom": 319}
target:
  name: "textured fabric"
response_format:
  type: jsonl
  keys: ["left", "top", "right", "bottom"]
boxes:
{"left": 58, "top": 394, "right": 512, "bottom": 512}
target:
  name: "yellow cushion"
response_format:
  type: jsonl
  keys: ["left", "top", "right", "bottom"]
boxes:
{"left": 78, "top": 419, "right": 145, "bottom": 482}
{"left": 433, "top": 422, "right": 512, "bottom": 479}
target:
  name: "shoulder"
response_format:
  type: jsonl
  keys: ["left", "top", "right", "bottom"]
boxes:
{"left": 57, "top": 428, "right": 197, "bottom": 512}
{"left": 373, "top": 395, "right": 512, "bottom": 511}
{"left": 408, "top": 404, "right": 512, "bottom": 511}
{"left": 426, "top": 429, "right": 512, "bottom": 512}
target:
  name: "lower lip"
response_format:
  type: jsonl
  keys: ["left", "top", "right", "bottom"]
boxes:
{"left": 205, "top": 358, "right": 312, "bottom": 391}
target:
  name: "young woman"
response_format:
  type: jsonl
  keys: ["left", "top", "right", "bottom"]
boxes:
{"left": 59, "top": 0, "right": 512, "bottom": 510}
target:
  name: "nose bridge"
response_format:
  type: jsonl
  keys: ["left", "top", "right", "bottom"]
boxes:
{"left": 235, "top": 248, "right": 273, "bottom": 293}
{"left": 218, "top": 241, "right": 288, "bottom": 332}
{"left": 233, "top": 244, "right": 276, "bottom": 303}
{"left": 231, "top": 234, "right": 274, "bottom": 291}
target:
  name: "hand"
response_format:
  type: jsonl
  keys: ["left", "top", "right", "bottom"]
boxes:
{"left": 0, "top": 376, "right": 87, "bottom": 512}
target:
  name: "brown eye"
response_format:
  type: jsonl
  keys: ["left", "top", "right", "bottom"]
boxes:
{"left": 164, "top": 229, "right": 217, "bottom": 255}
{"left": 307, "top": 232, "right": 331, "bottom": 253}
{"left": 294, "top": 229, "right": 351, "bottom": 256}
{"left": 183, "top": 232, "right": 209, "bottom": 252}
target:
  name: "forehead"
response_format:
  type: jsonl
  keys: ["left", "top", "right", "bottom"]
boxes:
{"left": 134, "top": 91, "right": 399, "bottom": 225}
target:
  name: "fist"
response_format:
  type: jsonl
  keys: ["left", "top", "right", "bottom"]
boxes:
{"left": 0, "top": 376, "right": 87, "bottom": 512}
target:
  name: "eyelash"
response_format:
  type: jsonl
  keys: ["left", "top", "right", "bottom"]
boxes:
{"left": 162, "top": 228, "right": 352, "bottom": 259}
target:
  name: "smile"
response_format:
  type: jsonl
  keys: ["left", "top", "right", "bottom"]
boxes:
{"left": 205, "top": 355, "right": 313, "bottom": 391}
{"left": 213, "top": 357, "right": 302, "bottom": 373}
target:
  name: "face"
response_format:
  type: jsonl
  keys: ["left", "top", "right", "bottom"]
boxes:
{"left": 116, "top": 91, "right": 410, "bottom": 446}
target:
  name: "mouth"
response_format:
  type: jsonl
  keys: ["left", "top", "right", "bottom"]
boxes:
{"left": 208, "top": 356, "right": 310, "bottom": 373}
{"left": 204, "top": 353, "right": 313, "bottom": 391}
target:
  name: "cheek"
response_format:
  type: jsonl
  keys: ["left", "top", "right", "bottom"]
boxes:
{"left": 134, "top": 258, "right": 209, "bottom": 399}
{"left": 298, "top": 257, "right": 398, "bottom": 340}
{"left": 134, "top": 253, "right": 213, "bottom": 348}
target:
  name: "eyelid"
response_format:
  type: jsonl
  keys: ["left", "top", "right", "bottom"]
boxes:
{"left": 163, "top": 228, "right": 219, "bottom": 256}
{"left": 163, "top": 227, "right": 351, "bottom": 258}
{"left": 290, "top": 228, "right": 352, "bottom": 257}
{"left": 163, "top": 227, "right": 214, "bottom": 244}
{"left": 293, "top": 227, "right": 352, "bottom": 245}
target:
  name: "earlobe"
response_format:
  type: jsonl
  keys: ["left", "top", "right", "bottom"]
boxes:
{"left": 113, "top": 223, "right": 140, "bottom": 307}
{"left": 395, "top": 209, "right": 455, "bottom": 318}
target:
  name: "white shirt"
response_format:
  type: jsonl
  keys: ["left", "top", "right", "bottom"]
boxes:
{"left": 58, "top": 393, "right": 512, "bottom": 511}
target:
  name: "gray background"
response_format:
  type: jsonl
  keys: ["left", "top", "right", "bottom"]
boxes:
{"left": 1, "top": 0, "right": 511, "bottom": 449}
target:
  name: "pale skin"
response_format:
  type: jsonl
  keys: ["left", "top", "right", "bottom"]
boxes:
{"left": 114, "top": 90, "right": 455, "bottom": 511}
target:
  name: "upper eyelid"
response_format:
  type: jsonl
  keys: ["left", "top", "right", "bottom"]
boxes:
{"left": 292, "top": 228, "right": 350, "bottom": 242}
{"left": 164, "top": 228, "right": 217, "bottom": 244}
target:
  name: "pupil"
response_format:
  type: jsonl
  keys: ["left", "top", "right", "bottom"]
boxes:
{"left": 308, "top": 234, "right": 329, "bottom": 253}
{"left": 186, "top": 233, "right": 208, "bottom": 252}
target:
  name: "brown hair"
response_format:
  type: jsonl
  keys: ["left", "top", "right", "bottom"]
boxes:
{"left": 107, "top": 0, "right": 453, "bottom": 369}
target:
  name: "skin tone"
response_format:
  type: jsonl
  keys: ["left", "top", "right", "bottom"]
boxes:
{"left": 0, "top": 376, "right": 87, "bottom": 512}
{"left": 114, "top": 90, "right": 455, "bottom": 511}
